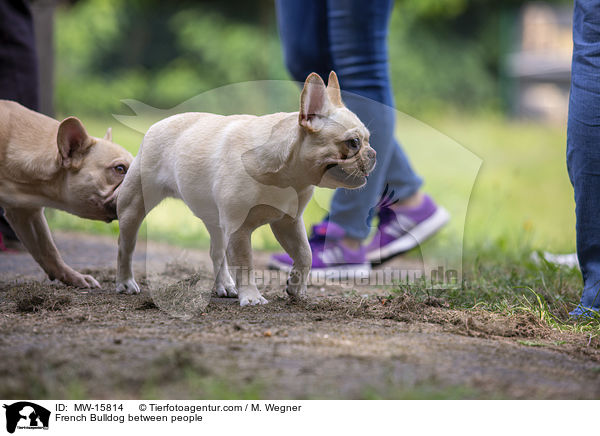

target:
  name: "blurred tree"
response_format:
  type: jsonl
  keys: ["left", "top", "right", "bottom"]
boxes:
{"left": 55, "top": 0, "right": 286, "bottom": 114}
{"left": 54, "top": 0, "right": 572, "bottom": 116}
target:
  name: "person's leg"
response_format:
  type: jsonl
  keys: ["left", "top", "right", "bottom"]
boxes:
{"left": 0, "top": 0, "right": 39, "bottom": 109}
{"left": 271, "top": 0, "right": 445, "bottom": 272}
{"left": 325, "top": 0, "right": 422, "bottom": 240}
{"left": 0, "top": 0, "right": 39, "bottom": 248}
{"left": 567, "top": 0, "right": 600, "bottom": 314}
{"left": 275, "top": 0, "right": 332, "bottom": 84}
{"left": 384, "top": 144, "right": 422, "bottom": 202}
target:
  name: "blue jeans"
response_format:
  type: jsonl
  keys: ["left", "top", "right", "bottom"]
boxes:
{"left": 567, "top": 0, "right": 600, "bottom": 312}
{"left": 276, "top": 0, "right": 423, "bottom": 240}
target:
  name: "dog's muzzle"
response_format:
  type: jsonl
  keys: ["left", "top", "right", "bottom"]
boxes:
{"left": 363, "top": 147, "right": 376, "bottom": 175}
{"left": 104, "top": 202, "right": 118, "bottom": 222}
{"left": 103, "top": 182, "right": 122, "bottom": 222}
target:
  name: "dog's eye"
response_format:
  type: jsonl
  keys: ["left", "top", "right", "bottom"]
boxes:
{"left": 346, "top": 138, "right": 360, "bottom": 150}
{"left": 114, "top": 164, "right": 127, "bottom": 175}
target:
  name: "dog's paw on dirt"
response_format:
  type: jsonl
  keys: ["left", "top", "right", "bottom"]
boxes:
{"left": 215, "top": 281, "right": 238, "bottom": 298}
{"left": 116, "top": 278, "right": 141, "bottom": 294}
{"left": 238, "top": 287, "right": 268, "bottom": 306}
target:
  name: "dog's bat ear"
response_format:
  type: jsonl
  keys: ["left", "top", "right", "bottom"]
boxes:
{"left": 299, "top": 72, "right": 330, "bottom": 131}
{"left": 326, "top": 71, "right": 343, "bottom": 107}
{"left": 57, "top": 117, "right": 92, "bottom": 168}
{"left": 103, "top": 127, "right": 113, "bottom": 141}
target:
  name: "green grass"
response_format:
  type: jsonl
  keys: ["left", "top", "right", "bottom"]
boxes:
{"left": 390, "top": 247, "right": 600, "bottom": 333}
{"left": 141, "top": 370, "right": 264, "bottom": 400}
{"left": 361, "top": 383, "right": 496, "bottom": 400}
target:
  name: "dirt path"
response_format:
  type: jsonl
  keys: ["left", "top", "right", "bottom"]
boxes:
{"left": 1, "top": 231, "right": 599, "bottom": 399}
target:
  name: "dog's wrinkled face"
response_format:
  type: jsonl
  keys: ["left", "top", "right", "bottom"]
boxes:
{"left": 312, "top": 109, "right": 376, "bottom": 189}
{"left": 297, "top": 72, "right": 376, "bottom": 189}
{"left": 57, "top": 118, "right": 133, "bottom": 222}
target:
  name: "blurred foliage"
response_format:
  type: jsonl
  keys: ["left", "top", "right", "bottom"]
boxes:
{"left": 54, "top": 0, "right": 571, "bottom": 117}
{"left": 55, "top": 0, "right": 288, "bottom": 115}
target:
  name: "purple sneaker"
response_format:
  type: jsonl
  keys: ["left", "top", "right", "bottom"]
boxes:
{"left": 269, "top": 221, "right": 371, "bottom": 279}
{"left": 366, "top": 194, "right": 449, "bottom": 263}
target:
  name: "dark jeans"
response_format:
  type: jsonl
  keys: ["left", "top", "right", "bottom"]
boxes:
{"left": 0, "top": 0, "right": 38, "bottom": 109}
{"left": 0, "top": 0, "right": 38, "bottom": 240}
{"left": 567, "top": 0, "right": 600, "bottom": 311}
{"left": 276, "top": 0, "right": 422, "bottom": 239}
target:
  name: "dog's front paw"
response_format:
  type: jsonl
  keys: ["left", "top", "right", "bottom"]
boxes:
{"left": 285, "top": 283, "right": 307, "bottom": 299}
{"left": 116, "top": 278, "right": 140, "bottom": 294}
{"left": 239, "top": 295, "right": 268, "bottom": 306}
{"left": 238, "top": 287, "right": 268, "bottom": 306}
{"left": 215, "top": 280, "right": 238, "bottom": 298}
{"left": 285, "top": 271, "right": 307, "bottom": 299}
{"left": 61, "top": 269, "right": 101, "bottom": 289}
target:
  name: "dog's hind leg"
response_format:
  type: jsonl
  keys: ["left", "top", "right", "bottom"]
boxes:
{"left": 206, "top": 224, "right": 237, "bottom": 298}
{"left": 116, "top": 158, "right": 164, "bottom": 294}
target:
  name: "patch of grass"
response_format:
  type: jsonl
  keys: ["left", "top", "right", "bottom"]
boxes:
{"left": 141, "top": 369, "right": 264, "bottom": 400}
{"left": 429, "top": 114, "right": 574, "bottom": 254}
{"left": 183, "top": 372, "right": 264, "bottom": 400}
{"left": 64, "top": 381, "right": 89, "bottom": 400}
{"left": 517, "top": 340, "right": 546, "bottom": 347}
{"left": 361, "top": 382, "right": 496, "bottom": 400}
{"left": 391, "top": 245, "right": 600, "bottom": 335}
{"left": 516, "top": 340, "right": 567, "bottom": 348}
{"left": 134, "top": 345, "right": 264, "bottom": 399}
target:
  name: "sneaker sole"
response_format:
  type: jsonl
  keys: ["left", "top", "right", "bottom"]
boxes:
{"left": 268, "top": 258, "right": 371, "bottom": 281}
{"left": 367, "top": 207, "right": 450, "bottom": 264}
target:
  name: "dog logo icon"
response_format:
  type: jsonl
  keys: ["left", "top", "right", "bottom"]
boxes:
{"left": 3, "top": 402, "right": 50, "bottom": 433}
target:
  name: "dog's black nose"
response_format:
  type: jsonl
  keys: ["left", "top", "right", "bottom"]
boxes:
{"left": 367, "top": 148, "right": 376, "bottom": 159}
{"left": 105, "top": 203, "right": 118, "bottom": 222}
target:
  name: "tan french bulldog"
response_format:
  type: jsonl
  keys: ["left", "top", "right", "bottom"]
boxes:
{"left": 116, "top": 71, "right": 376, "bottom": 305}
{"left": 0, "top": 100, "right": 133, "bottom": 288}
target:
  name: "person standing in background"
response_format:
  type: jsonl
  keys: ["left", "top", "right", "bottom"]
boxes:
{"left": 567, "top": 0, "right": 600, "bottom": 316}
{"left": 270, "top": 0, "right": 449, "bottom": 275}
{"left": 0, "top": 0, "right": 39, "bottom": 250}
{"left": 0, "top": 0, "right": 38, "bottom": 110}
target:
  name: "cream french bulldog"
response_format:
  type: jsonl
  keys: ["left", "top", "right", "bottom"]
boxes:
{"left": 0, "top": 100, "right": 133, "bottom": 288}
{"left": 116, "top": 71, "right": 376, "bottom": 305}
